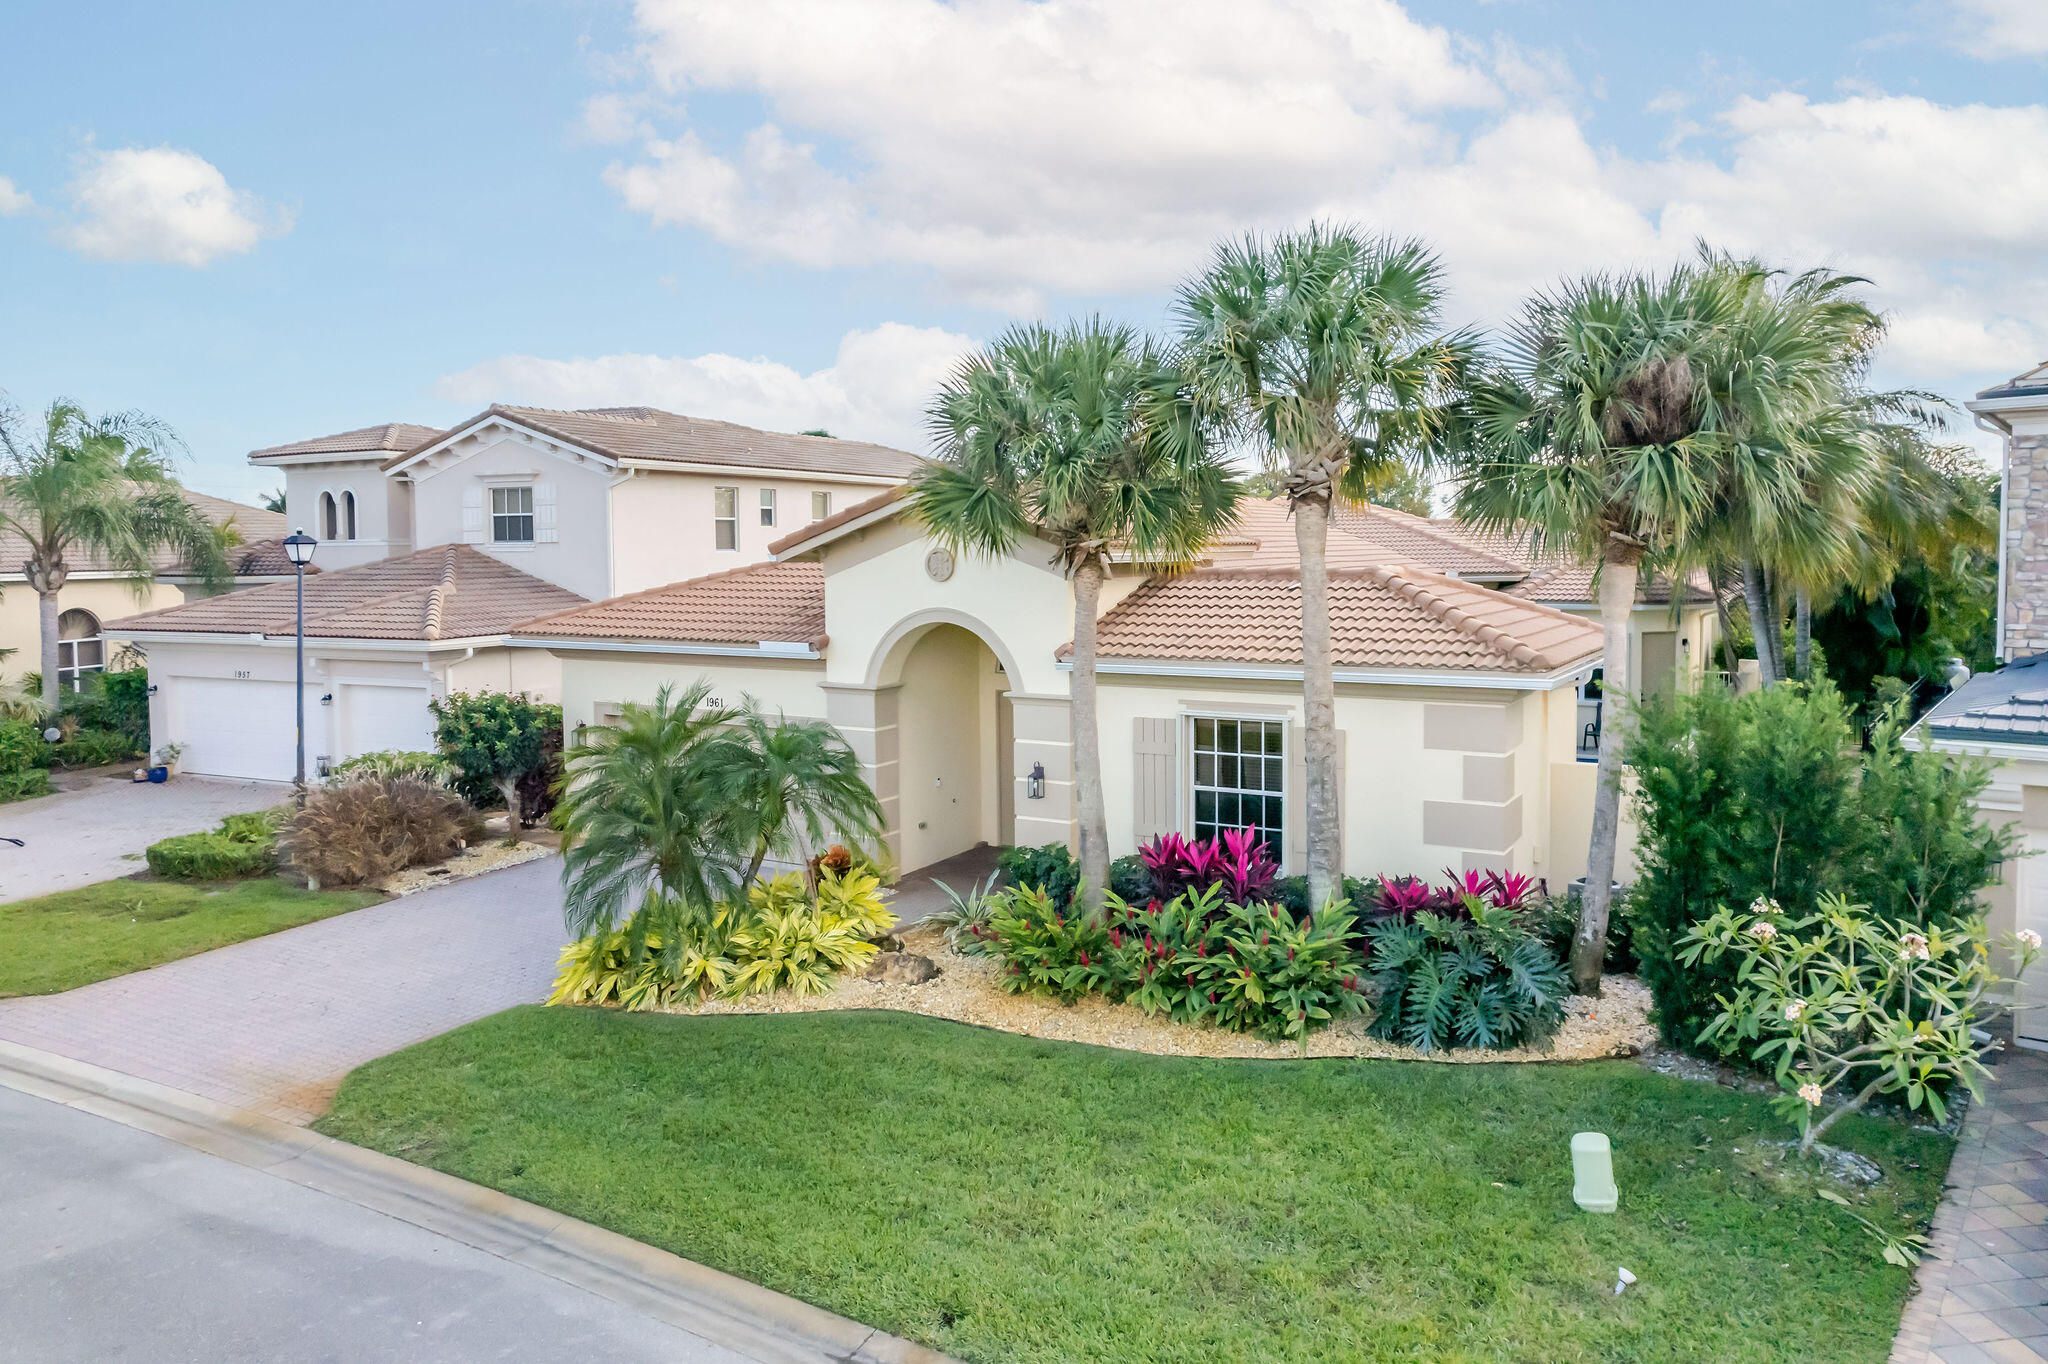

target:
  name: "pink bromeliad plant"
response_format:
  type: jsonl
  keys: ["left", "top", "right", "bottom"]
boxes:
{"left": 1138, "top": 830, "right": 1277, "bottom": 904}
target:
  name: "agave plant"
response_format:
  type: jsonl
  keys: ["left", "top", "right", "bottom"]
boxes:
{"left": 926, "top": 872, "right": 1002, "bottom": 953}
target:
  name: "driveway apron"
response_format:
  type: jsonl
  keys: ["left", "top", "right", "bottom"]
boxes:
{"left": 0, "top": 856, "right": 569, "bottom": 1123}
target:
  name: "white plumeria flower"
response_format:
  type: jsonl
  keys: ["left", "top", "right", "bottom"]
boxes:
{"left": 1798, "top": 1082, "right": 1824, "bottom": 1107}
{"left": 1899, "top": 932, "right": 1931, "bottom": 962}
{"left": 1748, "top": 896, "right": 1782, "bottom": 917}
{"left": 1748, "top": 920, "right": 1778, "bottom": 942}
{"left": 2020, "top": 929, "right": 2042, "bottom": 951}
{"left": 1784, "top": 1000, "right": 1804, "bottom": 1021}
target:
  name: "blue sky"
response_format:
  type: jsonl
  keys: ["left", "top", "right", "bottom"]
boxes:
{"left": 1, "top": 0, "right": 2043, "bottom": 505}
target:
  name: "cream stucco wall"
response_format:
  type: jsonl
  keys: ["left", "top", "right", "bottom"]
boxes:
{"left": 0, "top": 577, "right": 174, "bottom": 686}
{"left": 553, "top": 650, "right": 828, "bottom": 734}
{"left": 283, "top": 457, "right": 412, "bottom": 571}
{"left": 444, "top": 645, "right": 563, "bottom": 704}
{"left": 407, "top": 434, "right": 616, "bottom": 599}
{"left": 608, "top": 471, "right": 898, "bottom": 597}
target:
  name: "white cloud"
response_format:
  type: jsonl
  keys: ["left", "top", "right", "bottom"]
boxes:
{"left": 434, "top": 322, "right": 977, "bottom": 454}
{"left": 0, "top": 177, "right": 32, "bottom": 216}
{"left": 1947, "top": 0, "right": 2048, "bottom": 57}
{"left": 60, "top": 146, "right": 291, "bottom": 267}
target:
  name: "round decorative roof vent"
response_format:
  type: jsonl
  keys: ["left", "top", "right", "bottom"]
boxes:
{"left": 924, "top": 547, "right": 956, "bottom": 583}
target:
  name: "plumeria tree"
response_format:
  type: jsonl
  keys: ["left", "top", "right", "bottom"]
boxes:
{"left": 1681, "top": 894, "right": 2039, "bottom": 1155}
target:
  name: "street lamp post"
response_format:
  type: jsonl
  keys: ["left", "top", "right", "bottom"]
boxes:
{"left": 283, "top": 530, "right": 317, "bottom": 801}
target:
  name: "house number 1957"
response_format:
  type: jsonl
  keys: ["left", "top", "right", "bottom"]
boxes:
{"left": 233, "top": 670, "right": 252, "bottom": 679}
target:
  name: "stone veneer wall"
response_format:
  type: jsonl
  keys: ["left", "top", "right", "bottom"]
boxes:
{"left": 2008, "top": 433, "right": 2048, "bottom": 659}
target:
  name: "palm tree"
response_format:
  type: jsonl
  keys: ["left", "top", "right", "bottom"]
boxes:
{"left": 913, "top": 318, "right": 1239, "bottom": 917}
{"left": 0, "top": 401, "right": 230, "bottom": 717}
{"left": 1176, "top": 224, "right": 1471, "bottom": 909}
{"left": 557, "top": 681, "right": 742, "bottom": 938}
{"left": 1454, "top": 257, "right": 1866, "bottom": 992}
{"left": 705, "top": 703, "right": 887, "bottom": 888}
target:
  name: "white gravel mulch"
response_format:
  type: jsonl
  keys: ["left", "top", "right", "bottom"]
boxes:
{"left": 674, "top": 924, "right": 1658, "bottom": 1064}
{"left": 376, "top": 838, "right": 553, "bottom": 896}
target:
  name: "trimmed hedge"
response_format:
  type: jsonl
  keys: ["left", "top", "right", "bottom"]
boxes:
{"left": 146, "top": 832, "right": 275, "bottom": 880}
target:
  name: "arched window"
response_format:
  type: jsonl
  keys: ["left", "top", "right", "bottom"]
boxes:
{"left": 342, "top": 490, "right": 358, "bottom": 540}
{"left": 320, "top": 491, "right": 338, "bottom": 541}
{"left": 57, "top": 609, "right": 104, "bottom": 693}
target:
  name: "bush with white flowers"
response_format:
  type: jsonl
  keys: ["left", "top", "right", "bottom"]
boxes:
{"left": 1679, "top": 894, "right": 2039, "bottom": 1154}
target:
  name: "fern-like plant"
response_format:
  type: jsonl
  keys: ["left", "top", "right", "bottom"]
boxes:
{"left": 1364, "top": 900, "right": 1568, "bottom": 1052}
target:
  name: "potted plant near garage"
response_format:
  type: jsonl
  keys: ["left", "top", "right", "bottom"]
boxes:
{"left": 146, "top": 742, "right": 181, "bottom": 782}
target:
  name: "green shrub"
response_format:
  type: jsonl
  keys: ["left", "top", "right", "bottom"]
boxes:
{"left": 218, "top": 810, "right": 284, "bottom": 845}
{"left": 996, "top": 841, "right": 1080, "bottom": 907}
{"left": 0, "top": 768, "right": 51, "bottom": 803}
{"left": 1363, "top": 900, "right": 1568, "bottom": 1052}
{"left": 1625, "top": 680, "right": 2013, "bottom": 1056}
{"left": 982, "top": 883, "right": 1120, "bottom": 1003}
{"left": 430, "top": 691, "right": 561, "bottom": 819}
{"left": 60, "top": 669, "right": 148, "bottom": 749}
{"left": 146, "top": 831, "right": 275, "bottom": 880}
{"left": 52, "top": 726, "right": 142, "bottom": 768}
{"left": 0, "top": 718, "right": 50, "bottom": 773}
{"left": 1108, "top": 852, "right": 1150, "bottom": 903}
{"left": 328, "top": 750, "right": 454, "bottom": 787}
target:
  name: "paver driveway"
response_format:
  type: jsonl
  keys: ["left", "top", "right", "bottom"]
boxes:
{"left": 0, "top": 856, "right": 569, "bottom": 1122}
{"left": 0, "top": 773, "right": 283, "bottom": 903}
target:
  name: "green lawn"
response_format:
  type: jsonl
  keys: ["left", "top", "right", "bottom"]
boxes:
{"left": 317, "top": 1008, "right": 1950, "bottom": 1364}
{"left": 0, "top": 876, "right": 385, "bottom": 996}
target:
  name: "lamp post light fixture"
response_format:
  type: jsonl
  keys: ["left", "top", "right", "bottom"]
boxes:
{"left": 283, "top": 529, "right": 317, "bottom": 801}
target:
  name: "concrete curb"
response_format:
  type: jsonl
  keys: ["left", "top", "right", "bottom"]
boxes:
{"left": 0, "top": 1040, "right": 957, "bottom": 1364}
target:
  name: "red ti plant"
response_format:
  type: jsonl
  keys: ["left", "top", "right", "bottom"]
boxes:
{"left": 1138, "top": 830, "right": 1277, "bottom": 904}
{"left": 1371, "top": 875, "right": 1434, "bottom": 920}
{"left": 1484, "top": 870, "right": 1539, "bottom": 910}
{"left": 1215, "top": 827, "right": 1278, "bottom": 904}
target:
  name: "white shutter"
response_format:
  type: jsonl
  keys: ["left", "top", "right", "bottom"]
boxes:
{"left": 1132, "top": 717, "right": 1178, "bottom": 843}
{"left": 461, "top": 486, "right": 485, "bottom": 544}
{"left": 534, "top": 483, "right": 558, "bottom": 543}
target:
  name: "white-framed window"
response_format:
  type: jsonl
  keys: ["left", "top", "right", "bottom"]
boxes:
{"left": 56, "top": 609, "right": 105, "bottom": 693}
{"left": 760, "top": 487, "right": 777, "bottom": 526}
{"left": 1190, "top": 716, "right": 1285, "bottom": 860}
{"left": 342, "top": 489, "right": 358, "bottom": 541}
{"left": 491, "top": 485, "right": 535, "bottom": 543}
{"left": 320, "top": 491, "right": 338, "bottom": 541}
{"left": 714, "top": 485, "right": 738, "bottom": 550}
{"left": 812, "top": 490, "right": 831, "bottom": 521}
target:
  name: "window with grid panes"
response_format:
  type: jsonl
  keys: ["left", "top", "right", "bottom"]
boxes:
{"left": 1190, "top": 717, "right": 1284, "bottom": 860}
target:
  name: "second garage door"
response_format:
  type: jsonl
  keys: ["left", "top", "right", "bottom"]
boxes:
{"left": 174, "top": 677, "right": 300, "bottom": 782}
{"left": 341, "top": 683, "right": 435, "bottom": 759}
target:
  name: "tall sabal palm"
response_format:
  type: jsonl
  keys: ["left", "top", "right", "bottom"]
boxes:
{"left": 914, "top": 318, "right": 1240, "bottom": 917}
{"left": 706, "top": 703, "right": 886, "bottom": 888}
{"left": 1177, "top": 224, "right": 1471, "bottom": 909}
{"left": 557, "top": 681, "right": 742, "bottom": 937}
{"left": 1455, "top": 257, "right": 1864, "bottom": 992}
{"left": 0, "top": 401, "right": 230, "bottom": 716}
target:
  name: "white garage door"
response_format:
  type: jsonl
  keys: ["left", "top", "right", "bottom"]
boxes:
{"left": 174, "top": 677, "right": 300, "bottom": 782}
{"left": 342, "top": 684, "right": 434, "bottom": 759}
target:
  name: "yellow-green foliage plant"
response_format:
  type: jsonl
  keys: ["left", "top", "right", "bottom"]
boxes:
{"left": 815, "top": 866, "right": 895, "bottom": 939}
{"left": 726, "top": 873, "right": 879, "bottom": 997}
{"left": 547, "top": 894, "right": 737, "bottom": 1010}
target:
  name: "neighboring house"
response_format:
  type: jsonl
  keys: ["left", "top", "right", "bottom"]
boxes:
{"left": 1918, "top": 362, "right": 2048, "bottom": 1047}
{"left": 108, "top": 405, "right": 921, "bottom": 780}
{"left": 0, "top": 490, "right": 295, "bottom": 695}
{"left": 514, "top": 489, "right": 1606, "bottom": 885}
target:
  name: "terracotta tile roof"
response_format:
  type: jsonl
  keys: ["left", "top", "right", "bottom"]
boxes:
{"left": 249, "top": 423, "right": 443, "bottom": 461}
{"left": 519, "top": 561, "right": 827, "bottom": 650}
{"left": 389, "top": 406, "right": 926, "bottom": 481}
{"left": 227, "top": 536, "right": 321, "bottom": 577}
{"left": 767, "top": 485, "right": 913, "bottom": 556}
{"left": 104, "top": 544, "right": 584, "bottom": 642}
{"left": 1085, "top": 566, "right": 1601, "bottom": 674}
{"left": 1330, "top": 504, "right": 1528, "bottom": 578}
{"left": 0, "top": 489, "right": 285, "bottom": 580}
{"left": 1499, "top": 559, "right": 1716, "bottom": 606}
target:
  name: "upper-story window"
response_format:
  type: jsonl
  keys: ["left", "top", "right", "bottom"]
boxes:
{"left": 760, "top": 488, "right": 777, "bottom": 527}
{"left": 342, "top": 490, "right": 358, "bottom": 541}
{"left": 320, "top": 491, "right": 338, "bottom": 541}
{"left": 812, "top": 490, "right": 831, "bottom": 521}
{"left": 491, "top": 485, "right": 535, "bottom": 543}
{"left": 714, "top": 486, "right": 738, "bottom": 550}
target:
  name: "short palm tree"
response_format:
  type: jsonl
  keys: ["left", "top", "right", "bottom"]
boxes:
{"left": 0, "top": 401, "right": 231, "bottom": 716}
{"left": 704, "top": 703, "right": 886, "bottom": 889}
{"left": 1455, "top": 256, "right": 1870, "bottom": 992}
{"left": 914, "top": 318, "right": 1239, "bottom": 917}
{"left": 557, "top": 681, "right": 743, "bottom": 937}
{"left": 1176, "top": 224, "right": 1471, "bottom": 909}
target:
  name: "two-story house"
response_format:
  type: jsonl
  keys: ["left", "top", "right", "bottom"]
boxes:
{"left": 108, "top": 405, "right": 921, "bottom": 781}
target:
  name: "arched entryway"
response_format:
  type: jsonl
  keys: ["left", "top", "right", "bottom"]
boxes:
{"left": 875, "top": 620, "right": 1014, "bottom": 873}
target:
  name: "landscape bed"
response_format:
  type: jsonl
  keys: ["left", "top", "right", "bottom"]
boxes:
{"left": 317, "top": 1006, "right": 1951, "bottom": 1364}
{"left": 0, "top": 876, "right": 385, "bottom": 996}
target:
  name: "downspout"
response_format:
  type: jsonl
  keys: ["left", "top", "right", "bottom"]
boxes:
{"left": 606, "top": 468, "right": 638, "bottom": 599}
{"left": 1980, "top": 411, "right": 2014, "bottom": 663}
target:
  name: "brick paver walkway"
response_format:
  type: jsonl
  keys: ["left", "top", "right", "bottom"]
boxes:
{"left": 0, "top": 774, "right": 284, "bottom": 902}
{"left": 0, "top": 856, "right": 568, "bottom": 1123}
{"left": 1894, "top": 1049, "right": 2048, "bottom": 1363}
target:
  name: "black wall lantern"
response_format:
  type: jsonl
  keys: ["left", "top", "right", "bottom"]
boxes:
{"left": 1026, "top": 762, "right": 1046, "bottom": 800}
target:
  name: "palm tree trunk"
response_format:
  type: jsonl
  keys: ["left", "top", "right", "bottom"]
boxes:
{"left": 1070, "top": 558, "right": 1111, "bottom": 921}
{"left": 1794, "top": 588, "right": 1812, "bottom": 680}
{"left": 1710, "top": 563, "right": 1738, "bottom": 683}
{"left": 1294, "top": 499, "right": 1342, "bottom": 909}
{"left": 496, "top": 775, "right": 522, "bottom": 845}
{"left": 1574, "top": 554, "right": 1640, "bottom": 996}
{"left": 1740, "top": 558, "right": 1778, "bottom": 687}
{"left": 38, "top": 588, "right": 61, "bottom": 718}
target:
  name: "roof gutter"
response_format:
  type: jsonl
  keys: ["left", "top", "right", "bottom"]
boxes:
{"left": 617, "top": 460, "right": 905, "bottom": 486}
{"left": 1063, "top": 656, "right": 1592, "bottom": 692}
{"left": 505, "top": 636, "right": 823, "bottom": 660}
